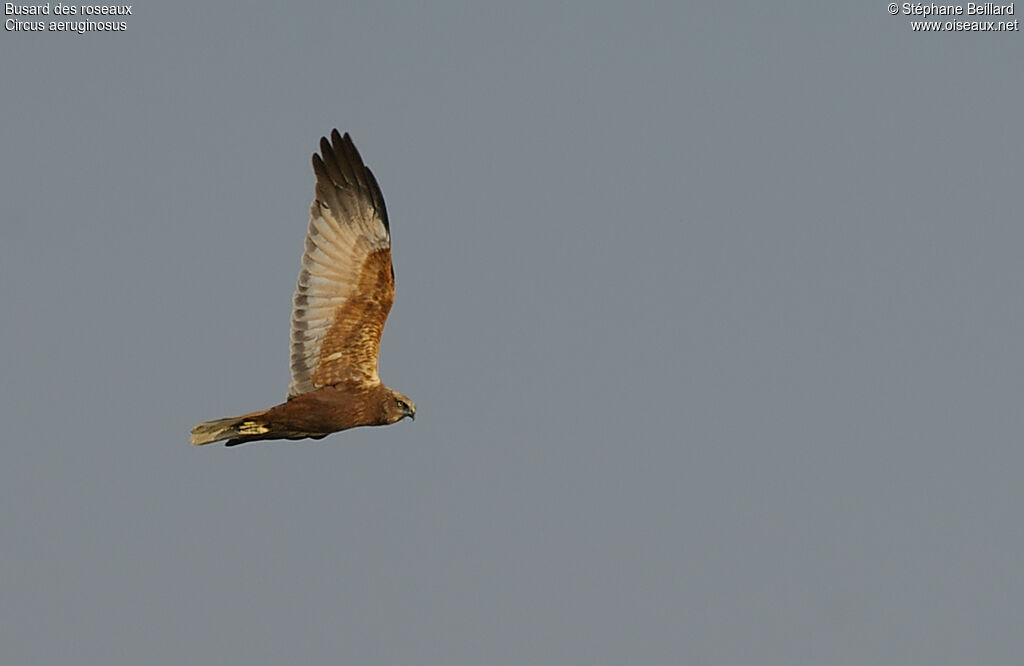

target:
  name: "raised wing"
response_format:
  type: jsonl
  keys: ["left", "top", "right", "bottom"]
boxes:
{"left": 288, "top": 130, "right": 394, "bottom": 398}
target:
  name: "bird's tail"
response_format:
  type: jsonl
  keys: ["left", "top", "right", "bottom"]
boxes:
{"left": 190, "top": 410, "right": 270, "bottom": 446}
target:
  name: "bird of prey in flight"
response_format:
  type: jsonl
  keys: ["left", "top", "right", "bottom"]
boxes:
{"left": 191, "top": 130, "right": 415, "bottom": 446}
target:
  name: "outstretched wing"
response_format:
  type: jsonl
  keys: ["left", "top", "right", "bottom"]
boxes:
{"left": 288, "top": 130, "right": 394, "bottom": 398}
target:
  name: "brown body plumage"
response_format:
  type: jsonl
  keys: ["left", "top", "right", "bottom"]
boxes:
{"left": 191, "top": 130, "right": 415, "bottom": 447}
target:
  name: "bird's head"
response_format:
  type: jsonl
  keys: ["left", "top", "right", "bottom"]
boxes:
{"left": 383, "top": 389, "right": 416, "bottom": 424}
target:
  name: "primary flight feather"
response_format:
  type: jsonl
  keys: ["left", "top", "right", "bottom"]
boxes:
{"left": 191, "top": 130, "right": 415, "bottom": 447}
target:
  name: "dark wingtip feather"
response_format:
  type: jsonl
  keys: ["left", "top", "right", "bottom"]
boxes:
{"left": 310, "top": 130, "right": 390, "bottom": 233}
{"left": 311, "top": 152, "right": 327, "bottom": 180}
{"left": 364, "top": 167, "right": 389, "bottom": 235}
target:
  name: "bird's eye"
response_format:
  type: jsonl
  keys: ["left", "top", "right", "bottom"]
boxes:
{"left": 397, "top": 400, "right": 407, "bottom": 410}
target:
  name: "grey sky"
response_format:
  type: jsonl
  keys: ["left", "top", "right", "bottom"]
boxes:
{"left": 1, "top": 2, "right": 1022, "bottom": 664}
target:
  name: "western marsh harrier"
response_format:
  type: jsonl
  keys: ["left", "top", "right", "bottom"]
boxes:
{"left": 191, "top": 130, "right": 415, "bottom": 446}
